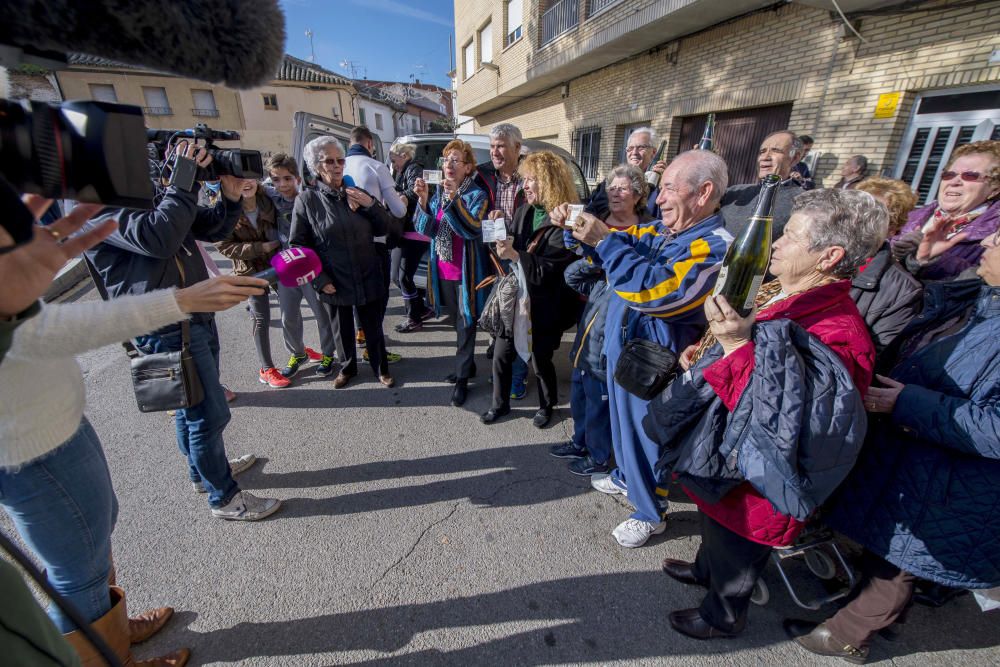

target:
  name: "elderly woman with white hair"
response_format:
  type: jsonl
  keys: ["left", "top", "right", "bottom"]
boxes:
{"left": 290, "top": 136, "right": 395, "bottom": 388}
{"left": 652, "top": 188, "right": 886, "bottom": 641}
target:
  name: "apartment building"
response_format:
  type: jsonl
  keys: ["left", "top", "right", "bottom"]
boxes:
{"left": 455, "top": 0, "right": 1000, "bottom": 201}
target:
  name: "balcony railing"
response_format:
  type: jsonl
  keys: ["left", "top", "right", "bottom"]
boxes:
{"left": 541, "top": 0, "right": 578, "bottom": 46}
{"left": 589, "top": 0, "right": 622, "bottom": 17}
{"left": 142, "top": 106, "right": 173, "bottom": 116}
{"left": 191, "top": 108, "right": 220, "bottom": 117}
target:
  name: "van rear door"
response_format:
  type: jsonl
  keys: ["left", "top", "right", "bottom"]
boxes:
{"left": 292, "top": 112, "right": 385, "bottom": 186}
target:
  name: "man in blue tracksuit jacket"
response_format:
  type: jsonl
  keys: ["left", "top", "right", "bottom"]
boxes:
{"left": 568, "top": 150, "right": 733, "bottom": 548}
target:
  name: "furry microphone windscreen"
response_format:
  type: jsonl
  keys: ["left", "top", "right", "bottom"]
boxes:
{"left": 1, "top": 0, "right": 286, "bottom": 89}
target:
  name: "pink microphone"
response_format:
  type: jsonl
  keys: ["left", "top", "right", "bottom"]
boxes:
{"left": 253, "top": 247, "right": 322, "bottom": 287}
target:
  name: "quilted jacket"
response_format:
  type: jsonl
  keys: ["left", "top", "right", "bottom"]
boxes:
{"left": 565, "top": 258, "right": 610, "bottom": 375}
{"left": 891, "top": 199, "right": 1000, "bottom": 282}
{"left": 826, "top": 279, "right": 1000, "bottom": 588}
{"left": 654, "top": 281, "right": 875, "bottom": 546}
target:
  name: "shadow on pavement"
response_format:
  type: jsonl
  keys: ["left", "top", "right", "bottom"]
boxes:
{"left": 147, "top": 570, "right": 1000, "bottom": 666}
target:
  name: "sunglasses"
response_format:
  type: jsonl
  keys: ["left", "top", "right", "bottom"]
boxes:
{"left": 941, "top": 170, "right": 987, "bottom": 183}
{"left": 321, "top": 158, "right": 346, "bottom": 166}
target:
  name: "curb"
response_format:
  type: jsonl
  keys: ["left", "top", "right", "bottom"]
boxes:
{"left": 44, "top": 257, "right": 88, "bottom": 301}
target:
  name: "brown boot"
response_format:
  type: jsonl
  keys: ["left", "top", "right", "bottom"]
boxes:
{"left": 129, "top": 605, "right": 174, "bottom": 644}
{"left": 62, "top": 586, "right": 191, "bottom": 667}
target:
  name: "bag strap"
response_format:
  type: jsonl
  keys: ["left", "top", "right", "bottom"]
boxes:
{"left": 82, "top": 252, "right": 191, "bottom": 357}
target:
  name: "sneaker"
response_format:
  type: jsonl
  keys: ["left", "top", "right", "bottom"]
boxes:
{"left": 304, "top": 346, "right": 324, "bottom": 362}
{"left": 192, "top": 454, "right": 257, "bottom": 493}
{"left": 420, "top": 306, "right": 436, "bottom": 322}
{"left": 356, "top": 330, "right": 366, "bottom": 347}
{"left": 569, "top": 456, "right": 612, "bottom": 476}
{"left": 316, "top": 355, "right": 336, "bottom": 376}
{"left": 394, "top": 319, "right": 422, "bottom": 333}
{"left": 591, "top": 473, "right": 626, "bottom": 496}
{"left": 259, "top": 367, "right": 291, "bottom": 388}
{"left": 612, "top": 518, "right": 667, "bottom": 548}
{"left": 510, "top": 378, "right": 527, "bottom": 400}
{"left": 210, "top": 491, "right": 282, "bottom": 521}
{"left": 549, "top": 441, "right": 587, "bottom": 459}
{"left": 363, "top": 349, "right": 403, "bottom": 364}
{"left": 281, "top": 354, "right": 308, "bottom": 378}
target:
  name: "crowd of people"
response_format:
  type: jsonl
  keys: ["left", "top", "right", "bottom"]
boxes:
{"left": 1, "top": 117, "right": 998, "bottom": 665}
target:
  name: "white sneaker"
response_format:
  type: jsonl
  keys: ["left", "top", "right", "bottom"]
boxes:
{"left": 193, "top": 455, "right": 258, "bottom": 493}
{"left": 612, "top": 518, "right": 667, "bottom": 548}
{"left": 210, "top": 491, "right": 282, "bottom": 521}
{"left": 591, "top": 473, "right": 626, "bottom": 496}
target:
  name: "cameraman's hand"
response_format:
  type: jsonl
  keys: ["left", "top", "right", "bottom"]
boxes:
{"left": 321, "top": 284, "right": 336, "bottom": 295}
{"left": 262, "top": 240, "right": 281, "bottom": 253}
{"left": 219, "top": 175, "right": 243, "bottom": 203}
{"left": 0, "top": 197, "right": 115, "bottom": 317}
{"left": 174, "top": 275, "right": 267, "bottom": 313}
{"left": 175, "top": 141, "right": 211, "bottom": 168}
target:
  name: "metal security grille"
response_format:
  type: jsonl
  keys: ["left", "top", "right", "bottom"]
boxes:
{"left": 574, "top": 126, "right": 602, "bottom": 181}
{"left": 678, "top": 104, "right": 793, "bottom": 187}
{"left": 542, "top": 0, "right": 579, "bottom": 46}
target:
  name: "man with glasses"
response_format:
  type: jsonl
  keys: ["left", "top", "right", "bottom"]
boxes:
{"left": 720, "top": 129, "right": 807, "bottom": 239}
{"left": 586, "top": 127, "right": 665, "bottom": 219}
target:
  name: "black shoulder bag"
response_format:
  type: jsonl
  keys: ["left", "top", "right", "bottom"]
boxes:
{"left": 611, "top": 239, "right": 679, "bottom": 400}
{"left": 85, "top": 256, "right": 204, "bottom": 413}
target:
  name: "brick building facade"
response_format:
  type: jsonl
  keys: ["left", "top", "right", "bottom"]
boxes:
{"left": 455, "top": 0, "right": 1000, "bottom": 199}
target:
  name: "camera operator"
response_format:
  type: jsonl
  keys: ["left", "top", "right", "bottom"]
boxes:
{"left": 85, "top": 142, "right": 282, "bottom": 522}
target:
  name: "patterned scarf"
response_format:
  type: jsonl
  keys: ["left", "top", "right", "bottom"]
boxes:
{"left": 925, "top": 203, "right": 989, "bottom": 239}
{"left": 434, "top": 176, "right": 475, "bottom": 263}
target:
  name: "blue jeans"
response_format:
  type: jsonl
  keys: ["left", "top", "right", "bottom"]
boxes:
{"left": 137, "top": 320, "right": 239, "bottom": 508}
{"left": 0, "top": 418, "right": 117, "bottom": 631}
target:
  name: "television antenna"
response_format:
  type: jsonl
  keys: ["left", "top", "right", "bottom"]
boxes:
{"left": 305, "top": 29, "right": 316, "bottom": 62}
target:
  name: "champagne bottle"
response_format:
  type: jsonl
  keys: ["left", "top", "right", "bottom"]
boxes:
{"left": 644, "top": 140, "right": 668, "bottom": 187}
{"left": 712, "top": 174, "right": 780, "bottom": 317}
{"left": 697, "top": 113, "right": 715, "bottom": 151}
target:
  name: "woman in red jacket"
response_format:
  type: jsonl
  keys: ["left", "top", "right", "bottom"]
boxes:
{"left": 663, "top": 189, "right": 884, "bottom": 640}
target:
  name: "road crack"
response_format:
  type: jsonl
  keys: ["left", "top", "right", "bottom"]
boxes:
{"left": 373, "top": 501, "right": 461, "bottom": 586}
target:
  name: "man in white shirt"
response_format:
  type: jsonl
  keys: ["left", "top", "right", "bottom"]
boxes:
{"left": 344, "top": 126, "right": 407, "bottom": 363}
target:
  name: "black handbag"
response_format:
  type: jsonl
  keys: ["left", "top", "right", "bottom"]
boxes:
{"left": 85, "top": 255, "right": 204, "bottom": 413}
{"left": 613, "top": 310, "right": 679, "bottom": 401}
{"left": 126, "top": 318, "right": 204, "bottom": 412}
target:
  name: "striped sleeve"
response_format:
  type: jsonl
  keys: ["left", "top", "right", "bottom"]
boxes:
{"left": 598, "top": 226, "right": 730, "bottom": 319}
{"left": 413, "top": 194, "right": 440, "bottom": 238}
{"left": 440, "top": 189, "right": 488, "bottom": 240}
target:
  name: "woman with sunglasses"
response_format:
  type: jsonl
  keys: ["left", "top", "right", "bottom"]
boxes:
{"left": 290, "top": 137, "right": 395, "bottom": 389}
{"left": 891, "top": 140, "right": 1000, "bottom": 281}
{"left": 413, "top": 140, "right": 490, "bottom": 407}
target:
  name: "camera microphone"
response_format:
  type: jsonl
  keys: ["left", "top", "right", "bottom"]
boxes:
{"left": 253, "top": 247, "right": 322, "bottom": 288}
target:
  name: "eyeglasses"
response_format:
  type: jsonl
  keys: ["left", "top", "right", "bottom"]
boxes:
{"left": 442, "top": 158, "right": 467, "bottom": 167}
{"left": 608, "top": 186, "right": 633, "bottom": 194}
{"left": 321, "top": 158, "right": 346, "bottom": 166}
{"left": 941, "top": 170, "right": 987, "bottom": 183}
{"left": 625, "top": 145, "right": 652, "bottom": 153}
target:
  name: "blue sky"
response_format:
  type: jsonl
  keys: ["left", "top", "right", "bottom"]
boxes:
{"left": 279, "top": 0, "right": 456, "bottom": 88}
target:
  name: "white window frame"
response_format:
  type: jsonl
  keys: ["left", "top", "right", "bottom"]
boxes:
{"left": 479, "top": 21, "right": 493, "bottom": 65}
{"left": 88, "top": 83, "right": 117, "bottom": 103}
{"left": 506, "top": 0, "right": 523, "bottom": 46}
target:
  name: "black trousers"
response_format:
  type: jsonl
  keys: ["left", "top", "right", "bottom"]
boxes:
{"left": 825, "top": 551, "right": 916, "bottom": 648}
{"left": 691, "top": 512, "right": 773, "bottom": 633}
{"left": 397, "top": 238, "right": 429, "bottom": 322}
{"left": 332, "top": 302, "right": 387, "bottom": 377}
{"left": 438, "top": 278, "right": 477, "bottom": 380}
{"left": 491, "top": 329, "right": 561, "bottom": 411}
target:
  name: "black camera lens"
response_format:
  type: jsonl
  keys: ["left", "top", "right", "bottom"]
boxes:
{"left": 0, "top": 99, "right": 154, "bottom": 208}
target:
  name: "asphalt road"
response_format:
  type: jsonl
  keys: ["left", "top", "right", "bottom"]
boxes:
{"left": 4, "top": 261, "right": 999, "bottom": 666}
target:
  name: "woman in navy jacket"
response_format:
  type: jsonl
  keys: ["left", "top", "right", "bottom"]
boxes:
{"left": 786, "top": 234, "right": 1000, "bottom": 662}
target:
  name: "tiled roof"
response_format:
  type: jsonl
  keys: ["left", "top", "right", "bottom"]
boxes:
{"left": 67, "top": 53, "right": 352, "bottom": 87}
{"left": 277, "top": 55, "right": 351, "bottom": 86}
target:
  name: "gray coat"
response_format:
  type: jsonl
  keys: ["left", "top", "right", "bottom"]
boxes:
{"left": 720, "top": 179, "right": 805, "bottom": 240}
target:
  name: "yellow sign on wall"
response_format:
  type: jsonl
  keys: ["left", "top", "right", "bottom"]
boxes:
{"left": 874, "top": 92, "right": 902, "bottom": 119}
